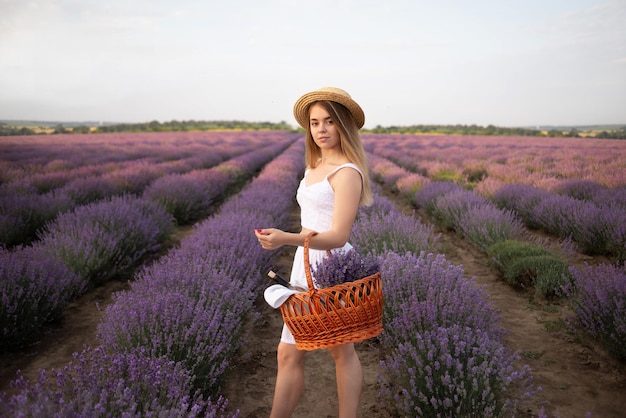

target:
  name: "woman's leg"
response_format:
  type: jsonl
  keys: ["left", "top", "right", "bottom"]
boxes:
{"left": 328, "top": 343, "right": 362, "bottom": 418}
{"left": 270, "top": 342, "right": 306, "bottom": 418}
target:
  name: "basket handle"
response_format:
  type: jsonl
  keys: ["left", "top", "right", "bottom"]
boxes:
{"left": 303, "top": 232, "right": 332, "bottom": 290}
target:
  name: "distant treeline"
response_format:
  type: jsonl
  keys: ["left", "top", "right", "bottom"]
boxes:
{"left": 2, "top": 120, "right": 625, "bottom": 139}
{"left": 94, "top": 120, "right": 294, "bottom": 133}
{"left": 0, "top": 120, "right": 294, "bottom": 136}
{"left": 368, "top": 124, "right": 626, "bottom": 139}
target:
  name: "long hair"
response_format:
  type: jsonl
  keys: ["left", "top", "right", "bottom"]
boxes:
{"left": 303, "top": 100, "right": 373, "bottom": 206}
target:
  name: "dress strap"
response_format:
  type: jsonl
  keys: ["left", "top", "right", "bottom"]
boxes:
{"left": 325, "top": 163, "right": 364, "bottom": 183}
{"left": 325, "top": 163, "right": 362, "bottom": 177}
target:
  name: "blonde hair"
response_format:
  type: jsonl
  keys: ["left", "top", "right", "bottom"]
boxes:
{"left": 303, "top": 100, "right": 373, "bottom": 206}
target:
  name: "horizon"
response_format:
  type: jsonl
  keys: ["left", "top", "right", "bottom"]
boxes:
{"left": 2, "top": 119, "right": 625, "bottom": 131}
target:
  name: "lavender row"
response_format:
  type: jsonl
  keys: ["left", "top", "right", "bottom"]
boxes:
{"left": 351, "top": 188, "right": 535, "bottom": 416}
{"left": 0, "top": 131, "right": 277, "bottom": 183}
{"left": 143, "top": 141, "right": 292, "bottom": 224}
{"left": 0, "top": 139, "right": 305, "bottom": 416}
{"left": 0, "top": 140, "right": 292, "bottom": 351}
{"left": 493, "top": 183, "right": 626, "bottom": 260}
{"left": 0, "top": 347, "right": 224, "bottom": 416}
{"left": 362, "top": 133, "right": 626, "bottom": 190}
{"left": 368, "top": 152, "right": 537, "bottom": 255}
{"left": 0, "top": 132, "right": 264, "bottom": 208}
{"left": 0, "top": 195, "right": 174, "bottom": 351}
{"left": 364, "top": 134, "right": 625, "bottom": 260}
{"left": 0, "top": 133, "right": 298, "bottom": 246}
{"left": 367, "top": 151, "right": 625, "bottom": 366}
{"left": 563, "top": 263, "right": 626, "bottom": 361}
{"left": 93, "top": 140, "right": 305, "bottom": 411}
{"left": 369, "top": 153, "right": 576, "bottom": 298}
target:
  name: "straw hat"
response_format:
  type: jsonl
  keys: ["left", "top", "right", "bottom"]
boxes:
{"left": 293, "top": 87, "right": 365, "bottom": 129}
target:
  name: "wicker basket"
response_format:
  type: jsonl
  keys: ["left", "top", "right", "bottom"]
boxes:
{"left": 279, "top": 232, "right": 383, "bottom": 350}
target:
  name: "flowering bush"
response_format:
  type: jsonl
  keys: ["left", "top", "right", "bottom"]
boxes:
{"left": 494, "top": 183, "right": 626, "bottom": 260}
{"left": 431, "top": 189, "right": 488, "bottom": 229}
{"left": 380, "top": 324, "right": 531, "bottom": 417}
{"left": 413, "top": 181, "right": 464, "bottom": 214}
{"left": 0, "top": 347, "right": 233, "bottom": 417}
{"left": 352, "top": 193, "right": 440, "bottom": 257}
{"left": 564, "top": 263, "right": 626, "bottom": 360}
{"left": 0, "top": 245, "right": 85, "bottom": 351}
{"left": 492, "top": 183, "right": 552, "bottom": 229}
{"left": 457, "top": 204, "right": 525, "bottom": 252}
{"left": 97, "top": 277, "right": 246, "bottom": 395}
{"left": 57, "top": 175, "right": 120, "bottom": 205}
{"left": 0, "top": 188, "right": 73, "bottom": 247}
{"left": 312, "top": 249, "right": 380, "bottom": 288}
{"left": 143, "top": 170, "right": 231, "bottom": 224}
{"left": 143, "top": 143, "right": 286, "bottom": 224}
{"left": 554, "top": 179, "right": 607, "bottom": 202}
{"left": 38, "top": 194, "right": 174, "bottom": 284}
{"left": 376, "top": 251, "right": 533, "bottom": 416}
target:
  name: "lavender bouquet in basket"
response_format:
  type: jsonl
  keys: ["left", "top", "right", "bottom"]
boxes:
{"left": 313, "top": 249, "right": 379, "bottom": 289}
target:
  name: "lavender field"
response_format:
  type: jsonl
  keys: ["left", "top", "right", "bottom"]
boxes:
{"left": 1, "top": 131, "right": 625, "bottom": 417}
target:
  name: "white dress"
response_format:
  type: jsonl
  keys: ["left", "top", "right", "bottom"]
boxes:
{"left": 280, "top": 163, "right": 363, "bottom": 345}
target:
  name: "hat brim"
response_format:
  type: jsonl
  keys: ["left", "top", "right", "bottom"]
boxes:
{"left": 293, "top": 89, "right": 365, "bottom": 129}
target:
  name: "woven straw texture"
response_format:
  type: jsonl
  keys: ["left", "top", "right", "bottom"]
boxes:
{"left": 292, "top": 87, "right": 365, "bottom": 129}
{"left": 280, "top": 233, "right": 383, "bottom": 350}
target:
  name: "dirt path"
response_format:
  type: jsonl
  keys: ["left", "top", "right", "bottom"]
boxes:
{"left": 0, "top": 278, "right": 129, "bottom": 396}
{"left": 2, "top": 195, "right": 624, "bottom": 417}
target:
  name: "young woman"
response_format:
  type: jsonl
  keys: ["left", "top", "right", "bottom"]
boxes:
{"left": 255, "top": 87, "right": 373, "bottom": 418}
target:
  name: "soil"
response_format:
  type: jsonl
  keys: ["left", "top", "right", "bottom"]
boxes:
{"left": 1, "top": 193, "right": 625, "bottom": 417}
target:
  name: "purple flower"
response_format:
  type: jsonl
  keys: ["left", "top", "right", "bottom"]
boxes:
{"left": 312, "top": 249, "right": 380, "bottom": 288}
{"left": 38, "top": 194, "right": 174, "bottom": 284}
{"left": 564, "top": 263, "right": 626, "bottom": 360}
{"left": 0, "top": 244, "right": 86, "bottom": 350}
{"left": 0, "top": 346, "right": 233, "bottom": 417}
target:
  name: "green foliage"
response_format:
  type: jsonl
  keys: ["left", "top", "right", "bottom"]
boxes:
{"left": 595, "top": 127, "right": 626, "bottom": 139}
{"left": 431, "top": 168, "right": 462, "bottom": 183}
{"left": 487, "top": 240, "right": 570, "bottom": 298}
{"left": 487, "top": 240, "right": 551, "bottom": 269}
{"left": 463, "top": 167, "right": 488, "bottom": 184}
{"left": 507, "top": 256, "right": 571, "bottom": 298}
{"left": 0, "top": 124, "right": 38, "bottom": 136}
{"left": 368, "top": 123, "right": 544, "bottom": 137}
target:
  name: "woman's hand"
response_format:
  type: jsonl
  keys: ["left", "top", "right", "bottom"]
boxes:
{"left": 254, "top": 228, "right": 285, "bottom": 250}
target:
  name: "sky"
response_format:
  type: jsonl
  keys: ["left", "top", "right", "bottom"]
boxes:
{"left": 1, "top": 0, "right": 625, "bottom": 129}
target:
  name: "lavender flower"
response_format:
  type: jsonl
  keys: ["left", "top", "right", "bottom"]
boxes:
{"left": 414, "top": 181, "right": 464, "bottom": 214}
{"left": 0, "top": 346, "right": 235, "bottom": 417}
{"left": 457, "top": 204, "right": 525, "bottom": 251}
{"left": 0, "top": 244, "right": 86, "bottom": 351}
{"left": 312, "top": 249, "right": 380, "bottom": 288}
{"left": 377, "top": 251, "right": 535, "bottom": 416}
{"left": 492, "top": 183, "right": 551, "bottom": 229}
{"left": 564, "top": 263, "right": 626, "bottom": 360}
{"left": 38, "top": 194, "right": 174, "bottom": 284}
{"left": 379, "top": 324, "right": 533, "bottom": 417}
{"left": 353, "top": 199, "right": 440, "bottom": 257}
{"left": 431, "top": 189, "right": 488, "bottom": 230}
